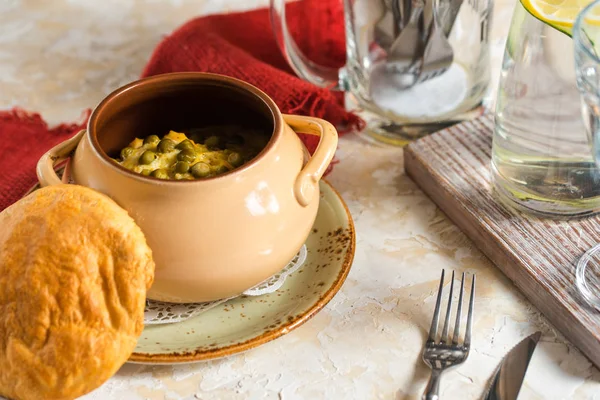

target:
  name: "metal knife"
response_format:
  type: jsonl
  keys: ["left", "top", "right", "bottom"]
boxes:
{"left": 483, "top": 331, "right": 542, "bottom": 400}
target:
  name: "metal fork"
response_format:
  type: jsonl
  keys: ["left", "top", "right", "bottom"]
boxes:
{"left": 391, "top": 0, "right": 413, "bottom": 36}
{"left": 416, "top": 0, "right": 454, "bottom": 82}
{"left": 422, "top": 270, "right": 475, "bottom": 400}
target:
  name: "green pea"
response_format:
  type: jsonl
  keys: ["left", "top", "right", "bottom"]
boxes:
{"left": 150, "top": 169, "right": 169, "bottom": 179}
{"left": 227, "top": 152, "right": 243, "bottom": 167}
{"left": 177, "top": 149, "right": 196, "bottom": 163}
{"left": 139, "top": 150, "right": 157, "bottom": 165}
{"left": 141, "top": 169, "right": 151, "bottom": 176}
{"left": 216, "top": 165, "right": 230, "bottom": 175}
{"left": 175, "top": 161, "right": 190, "bottom": 173}
{"left": 176, "top": 139, "right": 195, "bottom": 151}
{"left": 204, "top": 135, "right": 220, "bottom": 149}
{"left": 157, "top": 139, "right": 176, "bottom": 153}
{"left": 143, "top": 135, "right": 160, "bottom": 146}
{"left": 191, "top": 162, "right": 210, "bottom": 178}
{"left": 120, "top": 147, "right": 135, "bottom": 160}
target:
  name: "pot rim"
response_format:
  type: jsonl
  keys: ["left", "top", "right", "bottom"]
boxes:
{"left": 87, "top": 72, "right": 282, "bottom": 184}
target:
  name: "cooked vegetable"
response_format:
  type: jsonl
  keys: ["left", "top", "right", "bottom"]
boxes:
{"left": 175, "top": 161, "right": 190, "bottom": 174}
{"left": 120, "top": 147, "right": 135, "bottom": 160}
{"left": 143, "top": 135, "right": 160, "bottom": 146}
{"left": 139, "top": 150, "right": 157, "bottom": 165}
{"left": 191, "top": 162, "right": 211, "bottom": 178}
{"left": 116, "top": 127, "right": 270, "bottom": 180}
{"left": 204, "top": 135, "right": 220, "bottom": 149}
{"left": 150, "top": 169, "right": 169, "bottom": 179}
{"left": 175, "top": 139, "right": 195, "bottom": 151}
{"left": 228, "top": 152, "right": 243, "bottom": 167}
{"left": 177, "top": 149, "right": 196, "bottom": 163}
{"left": 157, "top": 139, "right": 176, "bottom": 153}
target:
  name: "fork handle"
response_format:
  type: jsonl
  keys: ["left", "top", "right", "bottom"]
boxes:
{"left": 423, "top": 369, "right": 442, "bottom": 400}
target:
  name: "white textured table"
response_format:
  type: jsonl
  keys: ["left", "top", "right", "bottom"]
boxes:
{"left": 2, "top": 1, "right": 600, "bottom": 399}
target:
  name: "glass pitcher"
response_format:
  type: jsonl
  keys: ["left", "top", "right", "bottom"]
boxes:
{"left": 572, "top": 0, "right": 600, "bottom": 311}
{"left": 491, "top": 0, "right": 600, "bottom": 217}
{"left": 270, "top": 0, "right": 493, "bottom": 145}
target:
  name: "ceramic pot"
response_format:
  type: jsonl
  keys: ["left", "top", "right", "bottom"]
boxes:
{"left": 37, "top": 72, "right": 338, "bottom": 303}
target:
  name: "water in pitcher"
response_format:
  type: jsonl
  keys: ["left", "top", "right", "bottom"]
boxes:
{"left": 492, "top": 1, "right": 600, "bottom": 217}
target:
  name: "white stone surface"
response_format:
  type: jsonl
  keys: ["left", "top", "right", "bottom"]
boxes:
{"left": 1, "top": 0, "right": 600, "bottom": 399}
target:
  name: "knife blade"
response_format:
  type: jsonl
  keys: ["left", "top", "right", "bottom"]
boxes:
{"left": 483, "top": 331, "right": 542, "bottom": 400}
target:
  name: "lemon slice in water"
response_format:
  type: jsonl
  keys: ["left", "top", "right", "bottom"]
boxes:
{"left": 520, "top": 0, "right": 596, "bottom": 36}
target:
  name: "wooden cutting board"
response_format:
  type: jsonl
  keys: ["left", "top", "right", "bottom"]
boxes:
{"left": 404, "top": 113, "right": 600, "bottom": 368}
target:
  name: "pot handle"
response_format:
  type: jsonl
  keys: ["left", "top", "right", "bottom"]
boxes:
{"left": 37, "top": 129, "right": 86, "bottom": 187}
{"left": 283, "top": 114, "right": 338, "bottom": 207}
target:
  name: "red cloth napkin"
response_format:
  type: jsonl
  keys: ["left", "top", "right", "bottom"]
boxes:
{"left": 0, "top": 0, "right": 363, "bottom": 212}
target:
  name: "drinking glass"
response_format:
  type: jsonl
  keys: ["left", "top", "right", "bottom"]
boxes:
{"left": 491, "top": 0, "right": 600, "bottom": 217}
{"left": 270, "top": 0, "right": 492, "bottom": 145}
{"left": 574, "top": 0, "right": 600, "bottom": 309}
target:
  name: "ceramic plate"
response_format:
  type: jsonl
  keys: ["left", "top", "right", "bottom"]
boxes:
{"left": 129, "top": 180, "right": 354, "bottom": 363}
{"left": 26, "top": 177, "right": 355, "bottom": 364}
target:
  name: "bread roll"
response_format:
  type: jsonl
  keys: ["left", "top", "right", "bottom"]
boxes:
{"left": 0, "top": 185, "right": 154, "bottom": 400}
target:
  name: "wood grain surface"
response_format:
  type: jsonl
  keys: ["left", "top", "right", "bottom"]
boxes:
{"left": 404, "top": 113, "right": 600, "bottom": 368}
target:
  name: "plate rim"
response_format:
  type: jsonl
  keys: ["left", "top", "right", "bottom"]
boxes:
{"left": 128, "top": 178, "right": 355, "bottom": 364}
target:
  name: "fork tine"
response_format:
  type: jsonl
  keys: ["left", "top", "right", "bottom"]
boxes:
{"left": 440, "top": 270, "right": 455, "bottom": 343}
{"left": 464, "top": 274, "right": 476, "bottom": 347}
{"left": 428, "top": 269, "right": 445, "bottom": 342}
{"left": 452, "top": 272, "right": 465, "bottom": 344}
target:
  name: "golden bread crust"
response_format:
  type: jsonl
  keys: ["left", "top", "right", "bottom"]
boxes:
{"left": 0, "top": 185, "right": 154, "bottom": 400}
